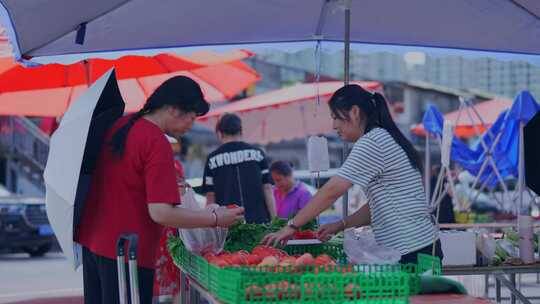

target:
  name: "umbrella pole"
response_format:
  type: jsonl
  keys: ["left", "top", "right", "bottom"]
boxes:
{"left": 518, "top": 121, "right": 525, "bottom": 215}
{"left": 341, "top": 0, "right": 351, "bottom": 218}
{"left": 344, "top": 0, "right": 351, "bottom": 86}
{"left": 425, "top": 134, "right": 431, "bottom": 204}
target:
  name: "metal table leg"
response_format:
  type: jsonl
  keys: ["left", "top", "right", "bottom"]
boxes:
{"left": 180, "top": 271, "right": 188, "bottom": 304}
{"left": 484, "top": 274, "right": 489, "bottom": 299}
{"left": 494, "top": 272, "right": 532, "bottom": 304}
{"left": 496, "top": 276, "right": 501, "bottom": 304}
{"left": 511, "top": 273, "right": 516, "bottom": 304}
{"left": 190, "top": 284, "right": 201, "bottom": 304}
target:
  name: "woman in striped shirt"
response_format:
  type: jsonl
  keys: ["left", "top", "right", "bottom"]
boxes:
{"left": 263, "top": 84, "right": 442, "bottom": 264}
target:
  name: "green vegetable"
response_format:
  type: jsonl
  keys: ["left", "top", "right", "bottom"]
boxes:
{"left": 504, "top": 228, "right": 519, "bottom": 247}
{"left": 223, "top": 217, "right": 318, "bottom": 252}
{"left": 492, "top": 255, "right": 503, "bottom": 266}
{"left": 495, "top": 242, "right": 509, "bottom": 261}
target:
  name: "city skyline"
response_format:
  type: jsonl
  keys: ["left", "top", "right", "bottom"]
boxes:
{"left": 257, "top": 47, "right": 540, "bottom": 100}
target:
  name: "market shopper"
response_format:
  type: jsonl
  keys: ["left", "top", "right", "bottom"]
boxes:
{"left": 270, "top": 160, "right": 312, "bottom": 219}
{"left": 202, "top": 113, "right": 276, "bottom": 223}
{"left": 262, "top": 84, "right": 442, "bottom": 264}
{"left": 76, "top": 76, "right": 244, "bottom": 304}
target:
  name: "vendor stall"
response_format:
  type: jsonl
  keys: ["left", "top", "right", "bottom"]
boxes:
{"left": 168, "top": 218, "right": 497, "bottom": 304}
{"left": 438, "top": 222, "right": 540, "bottom": 304}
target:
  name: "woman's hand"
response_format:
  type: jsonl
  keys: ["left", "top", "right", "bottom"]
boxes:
{"left": 261, "top": 226, "right": 296, "bottom": 247}
{"left": 214, "top": 206, "right": 244, "bottom": 227}
{"left": 316, "top": 221, "right": 344, "bottom": 241}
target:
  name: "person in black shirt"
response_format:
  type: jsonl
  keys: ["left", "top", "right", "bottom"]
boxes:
{"left": 202, "top": 113, "right": 276, "bottom": 223}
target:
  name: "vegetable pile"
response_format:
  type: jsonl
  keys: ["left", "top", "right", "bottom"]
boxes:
{"left": 204, "top": 245, "right": 337, "bottom": 269}
{"left": 491, "top": 228, "right": 539, "bottom": 266}
{"left": 224, "top": 217, "right": 317, "bottom": 252}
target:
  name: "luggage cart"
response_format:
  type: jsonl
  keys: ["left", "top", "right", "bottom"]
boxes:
{"left": 117, "top": 233, "right": 140, "bottom": 304}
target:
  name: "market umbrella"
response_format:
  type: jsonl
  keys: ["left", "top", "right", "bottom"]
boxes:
{"left": 43, "top": 69, "right": 124, "bottom": 269}
{"left": 1, "top": 1, "right": 539, "bottom": 60}
{"left": 198, "top": 81, "right": 381, "bottom": 144}
{"left": 525, "top": 110, "right": 540, "bottom": 195}
{"left": 3, "top": 0, "right": 538, "bottom": 219}
{"left": 411, "top": 98, "right": 513, "bottom": 138}
{"left": 0, "top": 38, "right": 258, "bottom": 116}
{"left": 0, "top": 59, "right": 259, "bottom": 116}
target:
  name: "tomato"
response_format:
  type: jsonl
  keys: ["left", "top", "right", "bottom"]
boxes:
{"left": 314, "top": 254, "right": 334, "bottom": 265}
{"left": 246, "top": 254, "right": 262, "bottom": 265}
{"left": 203, "top": 252, "right": 216, "bottom": 261}
{"left": 294, "top": 230, "right": 316, "bottom": 239}
{"left": 208, "top": 257, "right": 229, "bottom": 267}
{"left": 301, "top": 230, "right": 316, "bottom": 239}
{"left": 252, "top": 246, "right": 275, "bottom": 258}
{"left": 245, "top": 285, "right": 263, "bottom": 300}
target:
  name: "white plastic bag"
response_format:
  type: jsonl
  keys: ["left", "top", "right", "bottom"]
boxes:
{"left": 177, "top": 188, "right": 228, "bottom": 254}
{"left": 344, "top": 229, "right": 401, "bottom": 265}
{"left": 476, "top": 229, "right": 496, "bottom": 260}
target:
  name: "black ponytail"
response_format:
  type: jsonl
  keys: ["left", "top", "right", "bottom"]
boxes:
{"left": 371, "top": 92, "right": 423, "bottom": 174}
{"left": 329, "top": 85, "right": 423, "bottom": 175}
{"left": 108, "top": 75, "right": 209, "bottom": 157}
{"left": 109, "top": 103, "right": 152, "bottom": 156}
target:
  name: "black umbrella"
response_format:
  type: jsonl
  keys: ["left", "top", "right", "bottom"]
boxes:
{"left": 525, "top": 110, "right": 540, "bottom": 196}
{"left": 44, "top": 69, "right": 125, "bottom": 268}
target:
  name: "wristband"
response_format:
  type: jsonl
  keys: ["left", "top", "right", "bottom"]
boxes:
{"left": 287, "top": 219, "right": 300, "bottom": 230}
{"left": 341, "top": 219, "right": 347, "bottom": 230}
{"left": 212, "top": 209, "right": 218, "bottom": 227}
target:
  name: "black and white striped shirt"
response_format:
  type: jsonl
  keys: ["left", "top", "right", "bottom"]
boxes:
{"left": 337, "top": 128, "right": 436, "bottom": 255}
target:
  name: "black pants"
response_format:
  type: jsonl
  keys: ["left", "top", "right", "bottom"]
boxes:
{"left": 82, "top": 246, "right": 155, "bottom": 304}
{"left": 399, "top": 240, "right": 443, "bottom": 264}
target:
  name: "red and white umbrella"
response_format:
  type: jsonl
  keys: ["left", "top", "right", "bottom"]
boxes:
{"left": 0, "top": 27, "right": 260, "bottom": 116}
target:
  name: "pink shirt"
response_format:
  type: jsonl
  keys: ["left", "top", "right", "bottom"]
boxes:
{"left": 273, "top": 182, "right": 312, "bottom": 219}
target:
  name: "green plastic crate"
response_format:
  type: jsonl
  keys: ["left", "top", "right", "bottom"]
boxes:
{"left": 170, "top": 239, "right": 441, "bottom": 303}
{"left": 283, "top": 244, "right": 440, "bottom": 296}
{"left": 284, "top": 243, "right": 344, "bottom": 261}
{"left": 215, "top": 264, "right": 411, "bottom": 304}
{"left": 170, "top": 244, "right": 212, "bottom": 290}
{"left": 417, "top": 253, "right": 441, "bottom": 275}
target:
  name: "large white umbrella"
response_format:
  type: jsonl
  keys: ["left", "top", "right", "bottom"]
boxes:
{"left": 44, "top": 69, "right": 125, "bottom": 269}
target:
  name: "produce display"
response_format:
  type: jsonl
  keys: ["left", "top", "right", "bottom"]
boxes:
{"left": 169, "top": 234, "right": 421, "bottom": 303}
{"left": 491, "top": 228, "right": 539, "bottom": 266}
{"left": 224, "top": 217, "right": 317, "bottom": 252}
{"left": 203, "top": 245, "right": 337, "bottom": 269}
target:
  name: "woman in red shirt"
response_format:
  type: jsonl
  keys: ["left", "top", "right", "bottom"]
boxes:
{"left": 76, "top": 76, "right": 244, "bottom": 304}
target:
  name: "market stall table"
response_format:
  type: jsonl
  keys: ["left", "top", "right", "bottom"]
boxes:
{"left": 176, "top": 265, "right": 494, "bottom": 304}
{"left": 443, "top": 264, "right": 540, "bottom": 304}
{"left": 439, "top": 222, "right": 540, "bottom": 303}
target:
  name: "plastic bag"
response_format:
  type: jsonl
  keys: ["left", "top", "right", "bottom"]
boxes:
{"left": 476, "top": 229, "right": 496, "bottom": 260}
{"left": 344, "top": 228, "right": 401, "bottom": 265}
{"left": 177, "top": 188, "right": 227, "bottom": 254}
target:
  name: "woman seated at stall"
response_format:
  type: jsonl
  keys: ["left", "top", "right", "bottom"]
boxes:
{"left": 270, "top": 160, "right": 312, "bottom": 219}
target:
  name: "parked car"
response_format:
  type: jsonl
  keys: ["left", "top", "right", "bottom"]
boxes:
{"left": 0, "top": 196, "right": 54, "bottom": 257}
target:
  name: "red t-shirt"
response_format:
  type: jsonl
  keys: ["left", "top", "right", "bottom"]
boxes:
{"left": 76, "top": 115, "right": 180, "bottom": 269}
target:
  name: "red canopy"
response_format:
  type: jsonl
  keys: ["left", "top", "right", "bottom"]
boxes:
{"left": 0, "top": 38, "right": 259, "bottom": 117}
{"left": 411, "top": 98, "right": 512, "bottom": 138}
{"left": 198, "top": 81, "right": 382, "bottom": 144}
{"left": 0, "top": 49, "right": 254, "bottom": 90}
